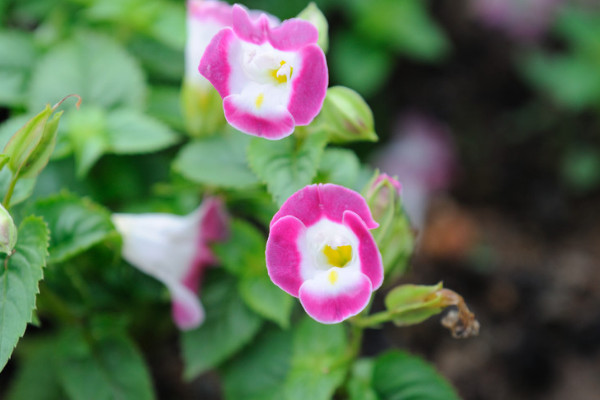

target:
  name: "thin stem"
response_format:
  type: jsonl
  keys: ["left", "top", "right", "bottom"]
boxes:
{"left": 2, "top": 174, "right": 18, "bottom": 209}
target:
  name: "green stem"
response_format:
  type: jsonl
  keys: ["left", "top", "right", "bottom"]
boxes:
{"left": 2, "top": 174, "right": 18, "bottom": 209}
{"left": 351, "top": 310, "right": 395, "bottom": 328}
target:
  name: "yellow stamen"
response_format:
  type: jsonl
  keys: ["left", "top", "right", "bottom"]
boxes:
{"left": 270, "top": 60, "right": 293, "bottom": 84}
{"left": 255, "top": 93, "right": 264, "bottom": 109}
{"left": 323, "top": 245, "right": 352, "bottom": 268}
{"left": 328, "top": 269, "right": 339, "bottom": 285}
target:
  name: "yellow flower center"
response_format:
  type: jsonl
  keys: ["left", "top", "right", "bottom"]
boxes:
{"left": 270, "top": 60, "right": 293, "bottom": 84}
{"left": 323, "top": 244, "right": 352, "bottom": 268}
{"left": 328, "top": 269, "right": 339, "bottom": 284}
{"left": 255, "top": 93, "right": 264, "bottom": 109}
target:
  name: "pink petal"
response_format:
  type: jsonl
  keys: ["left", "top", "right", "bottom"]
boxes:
{"left": 287, "top": 44, "right": 328, "bottom": 126}
{"left": 266, "top": 215, "right": 306, "bottom": 297}
{"left": 223, "top": 95, "right": 295, "bottom": 139}
{"left": 268, "top": 19, "right": 319, "bottom": 51}
{"left": 231, "top": 4, "right": 271, "bottom": 45}
{"left": 343, "top": 211, "right": 383, "bottom": 290}
{"left": 299, "top": 269, "right": 372, "bottom": 324}
{"left": 199, "top": 28, "right": 234, "bottom": 98}
{"left": 270, "top": 184, "right": 379, "bottom": 229}
{"left": 200, "top": 197, "right": 230, "bottom": 243}
{"left": 171, "top": 286, "right": 205, "bottom": 330}
{"left": 188, "top": 0, "right": 233, "bottom": 25}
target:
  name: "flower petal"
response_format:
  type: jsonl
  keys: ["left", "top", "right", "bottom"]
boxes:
{"left": 287, "top": 44, "right": 328, "bottom": 126}
{"left": 223, "top": 94, "right": 295, "bottom": 139}
{"left": 231, "top": 4, "right": 271, "bottom": 45}
{"left": 199, "top": 27, "right": 235, "bottom": 98}
{"left": 270, "top": 184, "right": 379, "bottom": 229}
{"left": 266, "top": 215, "right": 306, "bottom": 296}
{"left": 169, "top": 280, "right": 205, "bottom": 330}
{"left": 268, "top": 18, "right": 319, "bottom": 51}
{"left": 343, "top": 210, "right": 383, "bottom": 290}
{"left": 299, "top": 268, "right": 372, "bottom": 324}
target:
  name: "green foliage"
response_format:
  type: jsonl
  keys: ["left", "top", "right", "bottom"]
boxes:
{"left": 182, "top": 273, "right": 263, "bottom": 379}
{"left": 347, "top": 359, "right": 378, "bottom": 400}
{"left": 173, "top": 131, "right": 259, "bottom": 188}
{"left": 316, "top": 148, "right": 361, "bottom": 188}
{"left": 372, "top": 351, "right": 460, "bottom": 400}
{"left": 30, "top": 192, "right": 116, "bottom": 264}
{"left": 28, "top": 31, "right": 146, "bottom": 111}
{"left": 56, "top": 326, "right": 155, "bottom": 400}
{"left": 0, "top": 217, "right": 49, "bottom": 371}
{"left": 385, "top": 282, "right": 445, "bottom": 326}
{"left": 248, "top": 131, "right": 328, "bottom": 205}
{"left": 0, "top": 30, "right": 36, "bottom": 107}
{"left": 0, "top": 168, "right": 35, "bottom": 207}
{"left": 214, "top": 219, "right": 293, "bottom": 328}
{"left": 297, "top": 3, "right": 329, "bottom": 53}
{"left": 222, "top": 327, "right": 293, "bottom": 400}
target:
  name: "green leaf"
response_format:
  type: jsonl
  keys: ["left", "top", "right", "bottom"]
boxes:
{"left": 0, "top": 30, "right": 36, "bottom": 106}
{"left": 222, "top": 327, "right": 293, "bottom": 400}
{"left": 248, "top": 131, "right": 328, "bottom": 206}
{"left": 105, "top": 109, "right": 180, "bottom": 154}
{"left": 56, "top": 327, "right": 155, "bottom": 400}
{"left": 284, "top": 317, "right": 348, "bottom": 400}
{"left": 0, "top": 216, "right": 49, "bottom": 371}
{"left": 30, "top": 192, "right": 116, "bottom": 264}
{"left": 0, "top": 168, "right": 36, "bottom": 207}
{"left": 64, "top": 106, "right": 109, "bottom": 177}
{"left": 353, "top": 0, "right": 449, "bottom": 61}
{"left": 5, "top": 337, "right": 67, "bottom": 400}
{"left": 372, "top": 350, "right": 460, "bottom": 400}
{"left": 347, "top": 359, "right": 379, "bottom": 400}
{"left": 316, "top": 148, "right": 360, "bottom": 187}
{"left": 28, "top": 31, "right": 146, "bottom": 111}
{"left": 147, "top": 85, "right": 185, "bottom": 131}
{"left": 182, "top": 272, "right": 263, "bottom": 379}
{"left": 173, "top": 131, "right": 259, "bottom": 188}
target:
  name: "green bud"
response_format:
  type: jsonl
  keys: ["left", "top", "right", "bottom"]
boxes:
{"left": 363, "top": 171, "right": 414, "bottom": 278}
{"left": 317, "top": 86, "right": 378, "bottom": 144}
{"left": 0, "top": 203, "right": 17, "bottom": 255}
{"left": 181, "top": 80, "right": 226, "bottom": 138}
{"left": 297, "top": 2, "right": 329, "bottom": 53}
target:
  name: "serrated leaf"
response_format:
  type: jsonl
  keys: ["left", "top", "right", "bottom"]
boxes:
{"left": 213, "top": 220, "right": 293, "bottom": 328}
{"left": 284, "top": 317, "right": 348, "bottom": 400}
{"left": 56, "top": 327, "right": 155, "bottom": 400}
{"left": 106, "top": 109, "right": 180, "bottom": 154}
{"left": 222, "top": 327, "right": 293, "bottom": 400}
{"left": 182, "top": 273, "right": 263, "bottom": 379}
{"left": 372, "top": 351, "right": 460, "bottom": 400}
{"left": 0, "top": 30, "right": 36, "bottom": 106}
{"left": 0, "top": 216, "right": 49, "bottom": 372}
{"left": 248, "top": 132, "right": 328, "bottom": 206}
{"left": 316, "top": 148, "right": 360, "bottom": 187}
{"left": 30, "top": 192, "right": 116, "bottom": 264}
{"left": 5, "top": 337, "right": 67, "bottom": 400}
{"left": 173, "top": 131, "right": 259, "bottom": 188}
{"left": 28, "top": 31, "right": 146, "bottom": 111}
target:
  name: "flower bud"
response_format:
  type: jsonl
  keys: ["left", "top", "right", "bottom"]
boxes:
{"left": 297, "top": 2, "right": 329, "bottom": 53}
{"left": 0, "top": 203, "right": 17, "bottom": 255}
{"left": 317, "top": 86, "right": 378, "bottom": 144}
{"left": 363, "top": 172, "right": 414, "bottom": 278}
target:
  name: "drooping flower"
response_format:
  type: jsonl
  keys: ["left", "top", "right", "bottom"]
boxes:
{"left": 199, "top": 4, "right": 328, "bottom": 140}
{"left": 112, "top": 197, "right": 229, "bottom": 330}
{"left": 266, "top": 184, "right": 383, "bottom": 324}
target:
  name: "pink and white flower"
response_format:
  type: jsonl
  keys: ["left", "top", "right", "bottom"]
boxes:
{"left": 266, "top": 184, "right": 383, "bottom": 324}
{"left": 199, "top": 4, "right": 328, "bottom": 140}
{"left": 112, "top": 197, "right": 229, "bottom": 330}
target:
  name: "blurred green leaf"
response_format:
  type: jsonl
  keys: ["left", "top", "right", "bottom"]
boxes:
{"left": 28, "top": 31, "right": 146, "bottom": 111}
{"left": 561, "top": 146, "right": 600, "bottom": 192}
{"left": 173, "top": 131, "right": 259, "bottom": 188}
{"left": 222, "top": 327, "right": 293, "bottom": 400}
{"left": 56, "top": 326, "right": 155, "bottom": 400}
{"left": 147, "top": 85, "right": 185, "bottom": 131}
{"left": 182, "top": 273, "right": 263, "bottom": 379}
{"left": 64, "top": 106, "right": 109, "bottom": 177}
{"left": 347, "top": 359, "right": 378, "bottom": 400}
{"left": 214, "top": 219, "right": 294, "bottom": 328}
{"left": 105, "top": 109, "right": 180, "bottom": 154}
{"left": 372, "top": 350, "right": 460, "bottom": 400}
{"left": 0, "top": 217, "right": 49, "bottom": 372}
{"left": 5, "top": 337, "right": 67, "bottom": 400}
{"left": 0, "top": 167, "right": 36, "bottom": 207}
{"left": 0, "top": 30, "right": 36, "bottom": 107}
{"left": 248, "top": 131, "right": 328, "bottom": 206}
{"left": 284, "top": 317, "right": 348, "bottom": 400}
{"left": 316, "top": 148, "right": 360, "bottom": 187}
{"left": 352, "top": 0, "right": 449, "bottom": 61}
{"left": 30, "top": 192, "right": 116, "bottom": 264}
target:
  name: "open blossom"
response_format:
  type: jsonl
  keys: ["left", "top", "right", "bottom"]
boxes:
{"left": 112, "top": 198, "right": 229, "bottom": 330}
{"left": 199, "top": 4, "right": 328, "bottom": 140}
{"left": 266, "top": 184, "right": 383, "bottom": 324}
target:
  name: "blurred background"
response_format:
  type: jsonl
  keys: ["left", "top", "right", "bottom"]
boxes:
{"left": 1, "top": 0, "right": 600, "bottom": 399}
